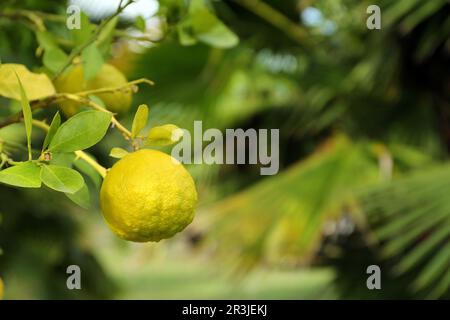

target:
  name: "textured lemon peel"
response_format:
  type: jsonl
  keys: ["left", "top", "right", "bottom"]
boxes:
{"left": 100, "top": 149, "right": 197, "bottom": 242}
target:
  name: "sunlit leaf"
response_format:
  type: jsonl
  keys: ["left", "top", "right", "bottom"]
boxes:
{"left": 0, "top": 64, "right": 55, "bottom": 101}
{"left": 131, "top": 104, "right": 149, "bottom": 138}
{"left": 49, "top": 110, "right": 112, "bottom": 152}
{"left": 15, "top": 73, "right": 32, "bottom": 160}
{"left": 0, "top": 162, "right": 41, "bottom": 188}
{"left": 146, "top": 124, "right": 184, "bottom": 146}
{"left": 109, "top": 147, "right": 129, "bottom": 159}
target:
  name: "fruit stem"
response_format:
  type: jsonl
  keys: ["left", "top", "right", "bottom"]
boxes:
{"left": 31, "top": 119, "right": 108, "bottom": 178}
{"left": 74, "top": 150, "right": 107, "bottom": 178}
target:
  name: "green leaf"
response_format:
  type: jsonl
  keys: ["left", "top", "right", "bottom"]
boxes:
{"left": 36, "top": 31, "right": 57, "bottom": 51}
{"left": 177, "top": 19, "right": 198, "bottom": 46}
{"left": 131, "top": 104, "right": 149, "bottom": 138}
{"left": 42, "top": 112, "right": 61, "bottom": 152}
{"left": 97, "top": 16, "right": 119, "bottom": 55}
{"left": 109, "top": 147, "right": 129, "bottom": 159}
{"left": 81, "top": 44, "right": 104, "bottom": 80}
{"left": 362, "top": 164, "right": 450, "bottom": 297}
{"left": 146, "top": 124, "right": 184, "bottom": 146}
{"left": 43, "top": 47, "right": 68, "bottom": 73}
{"left": 0, "top": 162, "right": 41, "bottom": 188}
{"left": 40, "top": 164, "right": 84, "bottom": 194}
{"left": 15, "top": 73, "right": 32, "bottom": 160}
{"left": 50, "top": 152, "right": 76, "bottom": 167}
{"left": 413, "top": 229, "right": 450, "bottom": 290}
{"left": 66, "top": 183, "right": 90, "bottom": 209}
{"left": 134, "top": 16, "right": 146, "bottom": 32}
{"left": 71, "top": 12, "right": 95, "bottom": 46}
{"left": 189, "top": 0, "right": 239, "bottom": 48}
{"left": 73, "top": 155, "right": 102, "bottom": 189}
{"left": 49, "top": 110, "right": 112, "bottom": 152}
{"left": 0, "top": 64, "right": 56, "bottom": 101}
{"left": 36, "top": 29, "right": 67, "bottom": 74}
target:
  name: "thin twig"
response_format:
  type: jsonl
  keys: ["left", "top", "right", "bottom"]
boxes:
{"left": 0, "top": 94, "right": 131, "bottom": 146}
{"left": 0, "top": 76, "right": 153, "bottom": 140}
{"left": 60, "top": 93, "right": 132, "bottom": 139}
{"left": 75, "top": 78, "right": 154, "bottom": 97}
{"left": 0, "top": 9, "right": 46, "bottom": 31}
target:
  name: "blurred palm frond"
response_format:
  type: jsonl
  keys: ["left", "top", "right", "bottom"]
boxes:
{"left": 362, "top": 165, "right": 450, "bottom": 298}
{"left": 205, "top": 135, "right": 382, "bottom": 271}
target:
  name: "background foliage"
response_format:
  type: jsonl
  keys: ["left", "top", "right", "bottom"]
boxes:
{"left": 0, "top": 0, "right": 449, "bottom": 299}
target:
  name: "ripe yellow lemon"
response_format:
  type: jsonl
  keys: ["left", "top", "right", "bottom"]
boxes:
{"left": 54, "top": 64, "right": 132, "bottom": 117}
{"left": 100, "top": 149, "right": 197, "bottom": 242}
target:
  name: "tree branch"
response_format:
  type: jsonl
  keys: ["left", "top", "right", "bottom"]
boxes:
{"left": 0, "top": 75, "right": 154, "bottom": 139}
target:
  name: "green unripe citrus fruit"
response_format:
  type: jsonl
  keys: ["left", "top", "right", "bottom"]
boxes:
{"left": 87, "top": 64, "right": 133, "bottom": 114}
{"left": 53, "top": 65, "right": 85, "bottom": 116}
{"left": 54, "top": 64, "right": 132, "bottom": 117}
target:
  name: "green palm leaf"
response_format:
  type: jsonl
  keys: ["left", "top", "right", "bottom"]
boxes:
{"left": 361, "top": 165, "right": 450, "bottom": 298}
